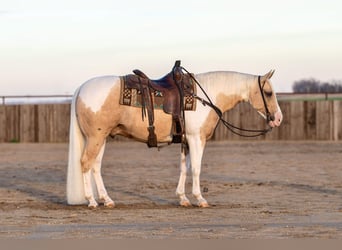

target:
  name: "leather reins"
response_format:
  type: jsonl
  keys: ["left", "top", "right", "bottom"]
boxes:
{"left": 182, "top": 67, "right": 272, "bottom": 137}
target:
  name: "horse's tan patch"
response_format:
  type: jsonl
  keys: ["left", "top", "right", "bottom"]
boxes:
{"left": 77, "top": 83, "right": 174, "bottom": 172}
{"left": 215, "top": 93, "right": 244, "bottom": 112}
{"left": 200, "top": 110, "right": 220, "bottom": 146}
{"left": 77, "top": 98, "right": 118, "bottom": 172}
{"left": 77, "top": 84, "right": 121, "bottom": 137}
{"left": 111, "top": 107, "right": 173, "bottom": 142}
{"left": 200, "top": 93, "right": 242, "bottom": 146}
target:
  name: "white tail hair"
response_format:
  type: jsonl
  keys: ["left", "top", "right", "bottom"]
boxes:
{"left": 66, "top": 87, "right": 87, "bottom": 205}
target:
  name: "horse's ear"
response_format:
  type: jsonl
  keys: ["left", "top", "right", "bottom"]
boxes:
{"left": 261, "top": 69, "right": 275, "bottom": 82}
{"left": 269, "top": 69, "right": 275, "bottom": 79}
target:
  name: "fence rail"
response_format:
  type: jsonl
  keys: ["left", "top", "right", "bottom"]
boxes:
{"left": 0, "top": 99, "right": 342, "bottom": 142}
{"left": 1, "top": 95, "right": 72, "bottom": 105}
{"left": 2, "top": 92, "right": 342, "bottom": 105}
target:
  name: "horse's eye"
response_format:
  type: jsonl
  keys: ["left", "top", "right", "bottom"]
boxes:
{"left": 264, "top": 90, "right": 273, "bottom": 97}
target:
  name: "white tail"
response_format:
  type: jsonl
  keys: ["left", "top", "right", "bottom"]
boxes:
{"left": 66, "top": 87, "right": 87, "bottom": 205}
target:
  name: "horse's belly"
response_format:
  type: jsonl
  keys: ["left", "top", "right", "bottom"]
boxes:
{"left": 115, "top": 107, "right": 173, "bottom": 143}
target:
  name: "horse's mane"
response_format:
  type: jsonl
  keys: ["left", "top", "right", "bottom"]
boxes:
{"left": 195, "top": 71, "right": 256, "bottom": 95}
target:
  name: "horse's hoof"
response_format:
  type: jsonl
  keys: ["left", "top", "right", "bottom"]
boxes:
{"left": 104, "top": 201, "right": 115, "bottom": 208}
{"left": 180, "top": 200, "right": 192, "bottom": 207}
{"left": 88, "top": 204, "right": 98, "bottom": 209}
{"left": 198, "top": 201, "right": 210, "bottom": 208}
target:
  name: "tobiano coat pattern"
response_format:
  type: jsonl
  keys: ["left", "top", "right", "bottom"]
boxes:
{"left": 67, "top": 69, "right": 283, "bottom": 208}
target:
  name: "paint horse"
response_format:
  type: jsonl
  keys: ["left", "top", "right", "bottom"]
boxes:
{"left": 67, "top": 65, "right": 283, "bottom": 208}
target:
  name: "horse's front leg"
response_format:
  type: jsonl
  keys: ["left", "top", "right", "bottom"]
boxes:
{"left": 188, "top": 136, "right": 209, "bottom": 208}
{"left": 176, "top": 146, "right": 191, "bottom": 207}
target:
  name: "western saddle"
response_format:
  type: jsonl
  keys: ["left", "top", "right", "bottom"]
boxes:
{"left": 123, "top": 60, "right": 194, "bottom": 147}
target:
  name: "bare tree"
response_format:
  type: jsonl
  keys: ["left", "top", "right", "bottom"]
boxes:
{"left": 292, "top": 78, "right": 342, "bottom": 93}
{"left": 293, "top": 78, "right": 320, "bottom": 93}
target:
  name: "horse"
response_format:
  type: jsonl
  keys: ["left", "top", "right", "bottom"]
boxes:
{"left": 66, "top": 67, "right": 283, "bottom": 208}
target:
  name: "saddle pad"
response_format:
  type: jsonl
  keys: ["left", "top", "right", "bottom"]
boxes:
{"left": 119, "top": 77, "right": 197, "bottom": 111}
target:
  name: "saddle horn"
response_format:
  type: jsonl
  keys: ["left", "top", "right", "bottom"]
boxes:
{"left": 173, "top": 60, "right": 183, "bottom": 82}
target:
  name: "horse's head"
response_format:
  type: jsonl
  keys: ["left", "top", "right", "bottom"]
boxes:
{"left": 249, "top": 70, "right": 283, "bottom": 128}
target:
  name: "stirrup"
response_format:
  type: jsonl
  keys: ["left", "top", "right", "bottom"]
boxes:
{"left": 172, "top": 134, "right": 183, "bottom": 144}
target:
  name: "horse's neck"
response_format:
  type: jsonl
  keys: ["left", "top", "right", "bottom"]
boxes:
{"left": 195, "top": 71, "right": 255, "bottom": 112}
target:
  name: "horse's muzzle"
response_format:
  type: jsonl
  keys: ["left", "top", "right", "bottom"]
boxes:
{"left": 268, "top": 110, "right": 283, "bottom": 128}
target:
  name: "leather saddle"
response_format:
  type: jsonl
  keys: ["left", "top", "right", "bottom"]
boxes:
{"left": 123, "top": 60, "right": 194, "bottom": 147}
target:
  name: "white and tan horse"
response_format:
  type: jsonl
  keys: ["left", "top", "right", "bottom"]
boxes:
{"left": 67, "top": 69, "right": 282, "bottom": 208}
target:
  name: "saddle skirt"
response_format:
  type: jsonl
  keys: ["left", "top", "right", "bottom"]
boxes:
{"left": 119, "top": 76, "right": 197, "bottom": 112}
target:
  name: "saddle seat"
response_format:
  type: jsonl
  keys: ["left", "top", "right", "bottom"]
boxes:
{"left": 132, "top": 68, "right": 183, "bottom": 115}
{"left": 122, "top": 61, "right": 194, "bottom": 147}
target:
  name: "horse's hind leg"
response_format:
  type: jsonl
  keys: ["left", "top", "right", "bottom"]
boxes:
{"left": 83, "top": 170, "right": 97, "bottom": 208}
{"left": 81, "top": 137, "right": 113, "bottom": 208}
{"left": 92, "top": 143, "right": 114, "bottom": 208}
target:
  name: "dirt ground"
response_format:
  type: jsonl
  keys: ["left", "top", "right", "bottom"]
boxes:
{"left": 0, "top": 140, "right": 342, "bottom": 239}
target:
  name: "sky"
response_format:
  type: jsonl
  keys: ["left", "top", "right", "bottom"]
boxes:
{"left": 0, "top": 0, "right": 341, "bottom": 95}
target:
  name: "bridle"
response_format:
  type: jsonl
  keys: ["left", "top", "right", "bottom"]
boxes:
{"left": 182, "top": 67, "right": 273, "bottom": 137}
{"left": 257, "top": 75, "right": 274, "bottom": 124}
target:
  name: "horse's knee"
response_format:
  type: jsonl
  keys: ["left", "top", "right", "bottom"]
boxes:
{"left": 191, "top": 167, "right": 201, "bottom": 177}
